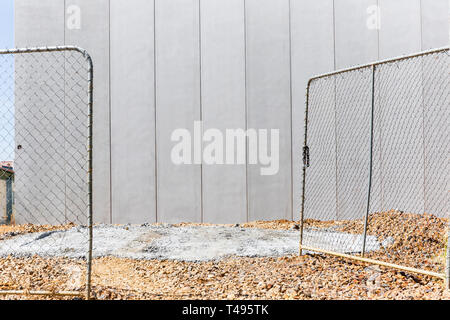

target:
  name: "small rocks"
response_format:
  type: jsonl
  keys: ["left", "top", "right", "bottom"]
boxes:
{"left": 1, "top": 212, "right": 449, "bottom": 300}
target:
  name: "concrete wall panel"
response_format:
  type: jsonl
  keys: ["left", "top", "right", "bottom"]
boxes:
{"left": 14, "top": 0, "right": 66, "bottom": 224}
{"left": 303, "top": 77, "right": 337, "bottom": 221}
{"left": 246, "top": 0, "right": 292, "bottom": 221}
{"left": 379, "top": 0, "right": 422, "bottom": 58}
{"left": 110, "top": 0, "right": 156, "bottom": 224}
{"left": 65, "top": 0, "right": 111, "bottom": 223}
{"left": 290, "top": 0, "right": 335, "bottom": 222}
{"left": 13, "top": 0, "right": 449, "bottom": 223}
{"left": 335, "top": 0, "right": 379, "bottom": 69}
{"left": 155, "top": 0, "right": 202, "bottom": 223}
{"left": 200, "top": 0, "right": 247, "bottom": 223}
{"left": 376, "top": 1, "right": 424, "bottom": 213}
{"left": 334, "top": 1, "right": 378, "bottom": 220}
{"left": 420, "top": 0, "right": 449, "bottom": 50}
{"left": 372, "top": 60, "right": 424, "bottom": 214}
{"left": 335, "top": 69, "right": 372, "bottom": 220}
{"left": 14, "top": 0, "right": 63, "bottom": 47}
{"left": 422, "top": 52, "right": 449, "bottom": 217}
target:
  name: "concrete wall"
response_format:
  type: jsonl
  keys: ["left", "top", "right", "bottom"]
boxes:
{"left": 0, "top": 179, "right": 7, "bottom": 223}
{"left": 14, "top": 0, "right": 66, "bottom": 224}
{"left": 14, "top": 0, "right": 449, "bottom": 224}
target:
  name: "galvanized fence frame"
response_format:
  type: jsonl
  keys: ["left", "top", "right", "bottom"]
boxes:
{"left": 0, "top": 46, "right": 93, "bottom": 299}
{"left": 300, "top": 46, "right": 450, "bottom": 289}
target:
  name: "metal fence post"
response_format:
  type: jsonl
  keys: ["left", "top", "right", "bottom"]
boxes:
{"left": 362, "top": 64, "right": 376, "bottom": 258}
{"left": 299, "top": 80, "right": 312, "bottom": 256}
{"left": 85, "top": 50, "right": 94, "bottom": 301}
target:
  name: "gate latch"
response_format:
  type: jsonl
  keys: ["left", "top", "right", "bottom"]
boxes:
{"left": 302, "top": 145, "right": 310, "bottom": 167}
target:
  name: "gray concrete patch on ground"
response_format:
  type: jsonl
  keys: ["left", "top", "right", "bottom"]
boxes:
{"left": 0, "top": 224, "right": 390, "bottom": 261}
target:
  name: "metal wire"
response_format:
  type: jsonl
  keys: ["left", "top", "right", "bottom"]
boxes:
{"left": 300, "top": 47, "right": 449, "bottom": 286}
{"left": 0, "top": 46, "right": 93, "bottom": 299}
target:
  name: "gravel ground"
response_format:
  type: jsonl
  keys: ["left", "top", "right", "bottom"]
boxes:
{"left": 0, "top": 211, "right": 449, "bottom": 300}
{"left": 1, "top": 255, "right": 449, "bottom": 300}
{"left": 0, "top": 224, "right": 385, "bottom": 260}
{"left": 305, "top": 210, "right": 449, "bottom": 274}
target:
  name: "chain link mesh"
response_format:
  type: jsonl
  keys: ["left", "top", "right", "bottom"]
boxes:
{"left": 301, "top": 48, "right": 449, "bottom": 277}
{"left": 0, "top": 47, "right": 92, "bottom": 297}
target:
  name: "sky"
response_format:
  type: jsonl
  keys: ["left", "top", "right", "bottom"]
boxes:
{"left": 0, "top": 0, "right": 14, "bottom": 161}
{"left": 0, "top": 0, "right": 14, "bottom": 48}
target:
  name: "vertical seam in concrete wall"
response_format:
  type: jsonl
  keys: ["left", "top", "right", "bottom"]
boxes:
{"left": 377, "top": 0, "right": 384, "bottom": 209}
{"left": 332, "top": 0, "right": 337, "bottom": 71}
{"left": 63, "top": 0, "right": 67, "bottom": 223}
{"left": 63, "top": 0, "right": 66, "bottom": 49}
{"left": 419, "top": 0, "right": 426, "bottom": 213}
{"left": 243, "top": 0, "right": 249, "bottom": 223}
{"left": 288, "top": 0, "right": 293, "bottom": 221}
{"left": 108, "top": 0, "right": 112, "bottom": 223}
{"left": 378, "top": 71, "right": 384, "bottom": 211}
{"left": 420, "top": 53, "right": 426, "bottom": 213}
{"left": 419, "top": 0, "right": 424, "bottom": 50}
{"left": 153, "top": 0, "right": 158, "bottom": 222}
{"left": 377, "top": 0, "right": 380, "bottom": 60}
{"left": 12, "top": 0, "right": 14, "bottom": 45}
{"left": 199, "top": 0, "right": 204, "bottom": 223}
{"left": 332, "top": 0, "right": 338, "bottom": 219}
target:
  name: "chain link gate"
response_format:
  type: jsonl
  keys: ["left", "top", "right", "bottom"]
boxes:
{"left": 300, "top": 47, "right": 450, "bottom": 288}
{"left": 0, "top": 47, "right": 93, "bottom": 299}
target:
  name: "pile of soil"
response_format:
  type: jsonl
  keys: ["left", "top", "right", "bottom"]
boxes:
{"left": 304, "top": 210, "right": 448, "bottom": 273}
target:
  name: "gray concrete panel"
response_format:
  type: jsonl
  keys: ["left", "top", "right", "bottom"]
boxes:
{"left": 246, "top": 0, "right": 292, "bottom": 221}
{"left": 334, "top": 1, "right": 378, "bottom": 220}
{"left": 155, "top": 0, "right": 202, "bottom": 223}
{"left": 304, "top": 77, "right": 337, "bottom": 221}
{"left": 63, "top": 51, "right": 90, "bottom": 226}
{"left": 422, "top": 52, "right": 449, "bottom": 217}
{"left": 373, "top": 61, "right": 424, "bottom": 214}
{"left": 290, "top": 0, "right": 335, "bottom": 222}
{"left": 420, "top": 0, "right": 449, "bottom": 50}
{"left": 379, "top": 0, "right": 422, "bottom": 58}
{"left": 110, "top": 0, "right": 156, "bottom": 224}
{"left": 65, "top": 0, "right": 111, "bottom": 223}
{"left": 13, "top": 0, "right": 448, "bottom": 224}
{"left": 374, "top": 1, "right": 424, "bottom": 214}
{"left": 200, "top": 0, "right": 247, "bottom": 223}
{"left": 14, "top": 0, "right": 66, "bottom": 225}
{"left": 14, "top": 0, "right": 64, "bottom": 48}
{"left": 335, "top": 69, "right": 372, "bottom": 220}
{"left": 334, "top": 0, "right": 379, "bottom": 69}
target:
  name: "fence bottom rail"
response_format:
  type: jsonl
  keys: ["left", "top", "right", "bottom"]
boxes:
{"left": 0, "top": 289, "right": 84, "bottom": 298}
{"left": 300, "top": 245, "right": 445, "bottom": 280}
